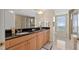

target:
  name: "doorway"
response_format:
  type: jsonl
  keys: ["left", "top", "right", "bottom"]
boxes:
{"left": 55, "top": 15, "right": 67, "bottom": 49}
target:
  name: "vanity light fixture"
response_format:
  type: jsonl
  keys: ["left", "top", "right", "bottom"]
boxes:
{"left": 53, "top": 17, "right": 55, "bottom": 22}
{"left": 38, "top": 10, "right": 43, "bottom": 15}
{"left": 9, "top": 10, "right": 14, "bottom": 14}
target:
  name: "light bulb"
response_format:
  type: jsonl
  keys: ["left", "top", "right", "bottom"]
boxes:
{"left": 9, "top": 10, "right": 14, "bottom": 14}
{"left": 38, "top": 11, "right": 43, "bottom": 15}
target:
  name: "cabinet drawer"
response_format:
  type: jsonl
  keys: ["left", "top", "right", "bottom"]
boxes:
{"left": 9, "top": 37, "right": 23, "bottom": 48}
{"left": 27, "top": 37, "right": 36, "bottom": 50}
{"left": 5, "top": 35, "right": 31, "bottom": 48}
{"left": 9, "top": 42, "right": 26, "bottom": 50}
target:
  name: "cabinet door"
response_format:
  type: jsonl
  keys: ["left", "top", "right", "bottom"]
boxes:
{"left": 43, "top": 30, "right": 47, "bottom": 45}
{"left": 5, "top": 40, "right": 10, "bottom": 49}
{"left": 24, "top": 41, "right": 29, "bottom": 50}
{"left": 43, "top": 30, "right": 50, "bottom": 45}
{"left": 47, "top": 30, "right": 50, "bottom": 42}
{"left": 36, "top": 32, "right": 43, "bottom": 49}
{"left": 45, "top": 30, "right": 50, "bottom": 43}
{"left": 27, "top": 37, "right": 36, "bottom": 50}
{"left": 9, "top": 42, "right": 26, "bottom": 50}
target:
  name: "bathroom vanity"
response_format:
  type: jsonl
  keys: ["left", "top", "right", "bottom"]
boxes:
{"left": 5, "top": 27, "right": 50, "bottom": 50}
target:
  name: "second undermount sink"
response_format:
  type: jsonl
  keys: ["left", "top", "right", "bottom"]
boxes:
{"left": 16, "top": 32, "right": 30, "bottom": 35}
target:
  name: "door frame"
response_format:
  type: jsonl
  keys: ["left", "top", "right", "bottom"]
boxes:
{"left": 71, "top": 10, "right": 78, "bottom": 49}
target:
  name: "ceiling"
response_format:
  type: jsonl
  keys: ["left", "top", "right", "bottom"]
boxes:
{"left": 8, "top": 9, "right": 71, "bottom": 16}
{"left": 54, "top": 9, "right": 69, "bottom": 15}
{"left": 14, "top": 9, "right": 36, "bottom": 16}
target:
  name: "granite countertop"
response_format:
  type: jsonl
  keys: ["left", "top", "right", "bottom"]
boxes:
{"left": 5, "top": 29, "right": 49, "bottom": 40}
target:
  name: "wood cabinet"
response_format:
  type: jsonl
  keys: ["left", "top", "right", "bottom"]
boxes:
{"left": 36, "top": 32, "right": 43, "bottom": 49}
{"left": 47, "top": 30, "right": 50, "bottom": 42}
{"left": 27, "top": 37, "right": 36, "bottom": 50}
{"left": 5, "top": 40, "right": 10, "bottom": 49}
{"left": 45, "top": 30, "right": 50, "bottom": 44}
{"left": 36, "top": 30, "right": 50, "bottom": 49}
{"left": 43, "top": 30, "right": 50, "bottom": 45}
{"left": 5, "top": 29, "right": 50, "bottom": 50}
{"left": 5, "top": 35, "right": 31, "bottom": 49}
{"left": 43, "top": 31, "right": 47, "bottom": 45}
{"left": 9, "top": 42, "right": 26, "bottom": 50}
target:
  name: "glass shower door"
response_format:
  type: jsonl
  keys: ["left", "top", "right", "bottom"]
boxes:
{"left": 72, "top": 13, "right": 78, "bottom": 50}
{"left": 55, "top": 15, "right": 67, "bottom": 49}
{"left": 72, "top": 14, "right": 78, "bottom": 34}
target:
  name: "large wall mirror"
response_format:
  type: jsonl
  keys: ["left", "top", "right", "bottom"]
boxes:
{"left": 15, "top": 15, "right": 35, "bottom": 29}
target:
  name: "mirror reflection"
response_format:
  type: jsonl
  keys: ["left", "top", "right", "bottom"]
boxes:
{"left": 15, "top": 15, "right": 35, "bottom": 29}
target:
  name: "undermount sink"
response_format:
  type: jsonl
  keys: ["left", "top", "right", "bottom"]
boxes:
{"left": 16, "top": 32, "right": 30, "bottom": 35}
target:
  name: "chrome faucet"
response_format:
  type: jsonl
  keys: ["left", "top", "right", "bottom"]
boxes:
{"left": 40, "top": 22, "right": 42, "bottom": 30}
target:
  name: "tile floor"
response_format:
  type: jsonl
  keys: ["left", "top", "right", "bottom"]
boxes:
{"left": 41, "top": 41, "right": 53, "bottom": 50}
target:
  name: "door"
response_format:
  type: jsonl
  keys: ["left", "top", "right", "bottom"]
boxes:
{"left": 55, "top": 15, "right": 67, "bottom": 49}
